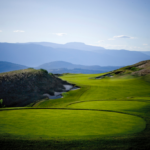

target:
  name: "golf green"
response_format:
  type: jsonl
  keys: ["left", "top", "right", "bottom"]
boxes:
{"left": 0, "top": 109, "right": 146, "bottom": 139}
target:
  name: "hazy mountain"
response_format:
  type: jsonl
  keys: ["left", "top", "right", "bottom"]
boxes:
{"left": 37, "top": 61, "right": 122, "bottom": 72}
{"left": 140, "top": 51, "right": 150, "bottom": 56}
{"left": 0, "top": 60, "right": 121, "bottom": 74}
{"left": 0, "top": 42, "right": 150, "bottom": 67}
{"left": 37, "top": 61, "right": 75, "bottom": 69}
{"left": 48, "top": 68, "right": 104, "bottom": 74}
{"left": 30, "top": 42, "right": 105, "bottom": 51}
{"left": 0, "top": 61, "right": 28, "bottom": 73}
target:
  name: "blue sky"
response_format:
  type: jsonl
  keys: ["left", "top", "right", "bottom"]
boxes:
{"left": 0, "top": 0, "right": 150, "bottom": 51}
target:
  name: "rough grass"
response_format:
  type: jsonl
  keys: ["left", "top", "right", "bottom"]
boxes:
{"left": 0, "top": 68, "right": 37, "bottom": 76}
{"left": 0, "top": 68, "right": 49, "bottom": 81}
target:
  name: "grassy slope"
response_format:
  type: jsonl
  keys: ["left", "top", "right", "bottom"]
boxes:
{"left": 1, "top": 73, "right": 150, "bottom": 149}
{"left": 35, "top": 73, "right": 150, "bottom": 108}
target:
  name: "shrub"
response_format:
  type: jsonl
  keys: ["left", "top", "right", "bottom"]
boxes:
{"left": 130, "top": 67, "right": 139, "bottom": 71}
{"left": 28, "top": 68, "right": 34, "bottom": 69}
{"left": 62, "top": 92, "right": 68, "bottom": 97}
{"left": 0, "top": 99, "right": 5, "bottom": 108}
{"left": 111, "top": 73, "right": 115, "bottom": 76}
{"left": 39, "top": 69, "right": 48, "bottom": 74}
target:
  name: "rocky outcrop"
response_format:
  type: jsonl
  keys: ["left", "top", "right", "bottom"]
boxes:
{"left": 109, "top": 60, "right": 150, "bottom": 76}
{"left": 131, "top": 61, "right": 150, "bottom": 76}
{"left": 0, "top": 69, "right": 71, "bottom": 107}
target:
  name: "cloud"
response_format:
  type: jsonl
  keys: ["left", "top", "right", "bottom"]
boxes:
{"left": 53, "top": 33, "right": 67, "bottom": 36}
{"left": 113, "top": 35, "right": 132, "bottom": 38}
{"left": 101, "top": 44, "right": 143, "bottom": 51}
{"left": 143, "top": 44, "right": 148, "bottom": 46}
{"left": 0, "top": 30, "right": 2, "bottom": 32}
{"left": 108, "top": 35, "right": 135, "bottom": 40}
{"left": 13, "top": 30, "right": 25, "bottom": 33}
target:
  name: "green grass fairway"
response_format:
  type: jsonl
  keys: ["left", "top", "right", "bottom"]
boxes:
{"left": 35, "top": 74, "right": 150, "bottom": 108}
{"left": 61, "top": 75, "right": 150, "bottom": 101}
{"left": 1, "top": 73, "right": 150, "bottom": 149}
{"left": 67, "top": 101, "right": 150, "bottom": 112}
{"left": 0, "top": 109, "right": 145, "bottom": 139}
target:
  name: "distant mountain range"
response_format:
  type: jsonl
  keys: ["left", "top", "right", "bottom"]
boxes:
{"left": 37, "top": 61, "right": 121, "bottom": 70}
{"left": 37, "top": 61, "right": 122, "bottom": 74}
{"left": 0, "top": 61, "right": 28, "bottom": 73}
{"left": 141, "top": 51, "right": 150, "bottom": 56}
{"left": 0, "top": 42, "right": 150, "bottom": 67}
{"left": 30, "top": 42, "right": 105, "bottom": 51}
{"left": 48, "top": 68, "right": 104, "bottom": 74}
{"left": 0, "top": 61, "right": 121, "bottom": 74}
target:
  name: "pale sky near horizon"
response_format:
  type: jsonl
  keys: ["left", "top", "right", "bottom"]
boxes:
{"left": 0, "top": 0, "right": 150, "bottom": 51}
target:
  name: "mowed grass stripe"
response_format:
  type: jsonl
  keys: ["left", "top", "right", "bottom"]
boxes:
{"left": 67, "top": 101, "right": 150, "bottom": 112}
{"left": 77, "top": 80, "right": 150, "bottom": 101}
{"left": 0, "top": 109, "right": 146, "bottom": 139}
{"left": 61, "top": 75, "right": 150, "bottom": 101}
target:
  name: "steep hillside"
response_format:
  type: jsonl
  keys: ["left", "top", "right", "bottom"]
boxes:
{"left": 0, "top": 61, "right": 28, "bottom": 73}
{"left": 0, "top": 69, "right": 71, "bottom": 107}
{"left": 111, "top": 60, "right": 150, "bottom": 76}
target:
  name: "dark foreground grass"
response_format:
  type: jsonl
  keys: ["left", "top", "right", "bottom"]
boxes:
{"left": 1, "top": 135, "right": 150, "bottom": 150}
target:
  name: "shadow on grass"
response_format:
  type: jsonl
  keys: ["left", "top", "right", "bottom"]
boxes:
{"left": 0, "top": 135, "right": 150, "bottom": 150}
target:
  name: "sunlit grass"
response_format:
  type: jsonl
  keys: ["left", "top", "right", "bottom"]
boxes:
{"left": 0, "top": 109, "right": 146, "bottom": 139}
{"left": 1, "top": 73, "right": 150, "bottom": 149}
{"left": 67, "top": 100, "right": 150, "bottom": 112}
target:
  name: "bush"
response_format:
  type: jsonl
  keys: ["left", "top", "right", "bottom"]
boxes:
{"left": 0, "top": 99, "right": 5, "bottom": 108}
{"left": 131, "top": 67, "right": 139, "bottom": 71}
{"left": 39, "top": 69, "right": 48, "bottom": 74}
{"left": 111, "top": 73, "right": 115, "bottom": 76}
{"left": 28, "top": 68, "right": 34, "bottom": 69}
{"left": 62, "top": 92, "right": 68, "bottom": 97}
